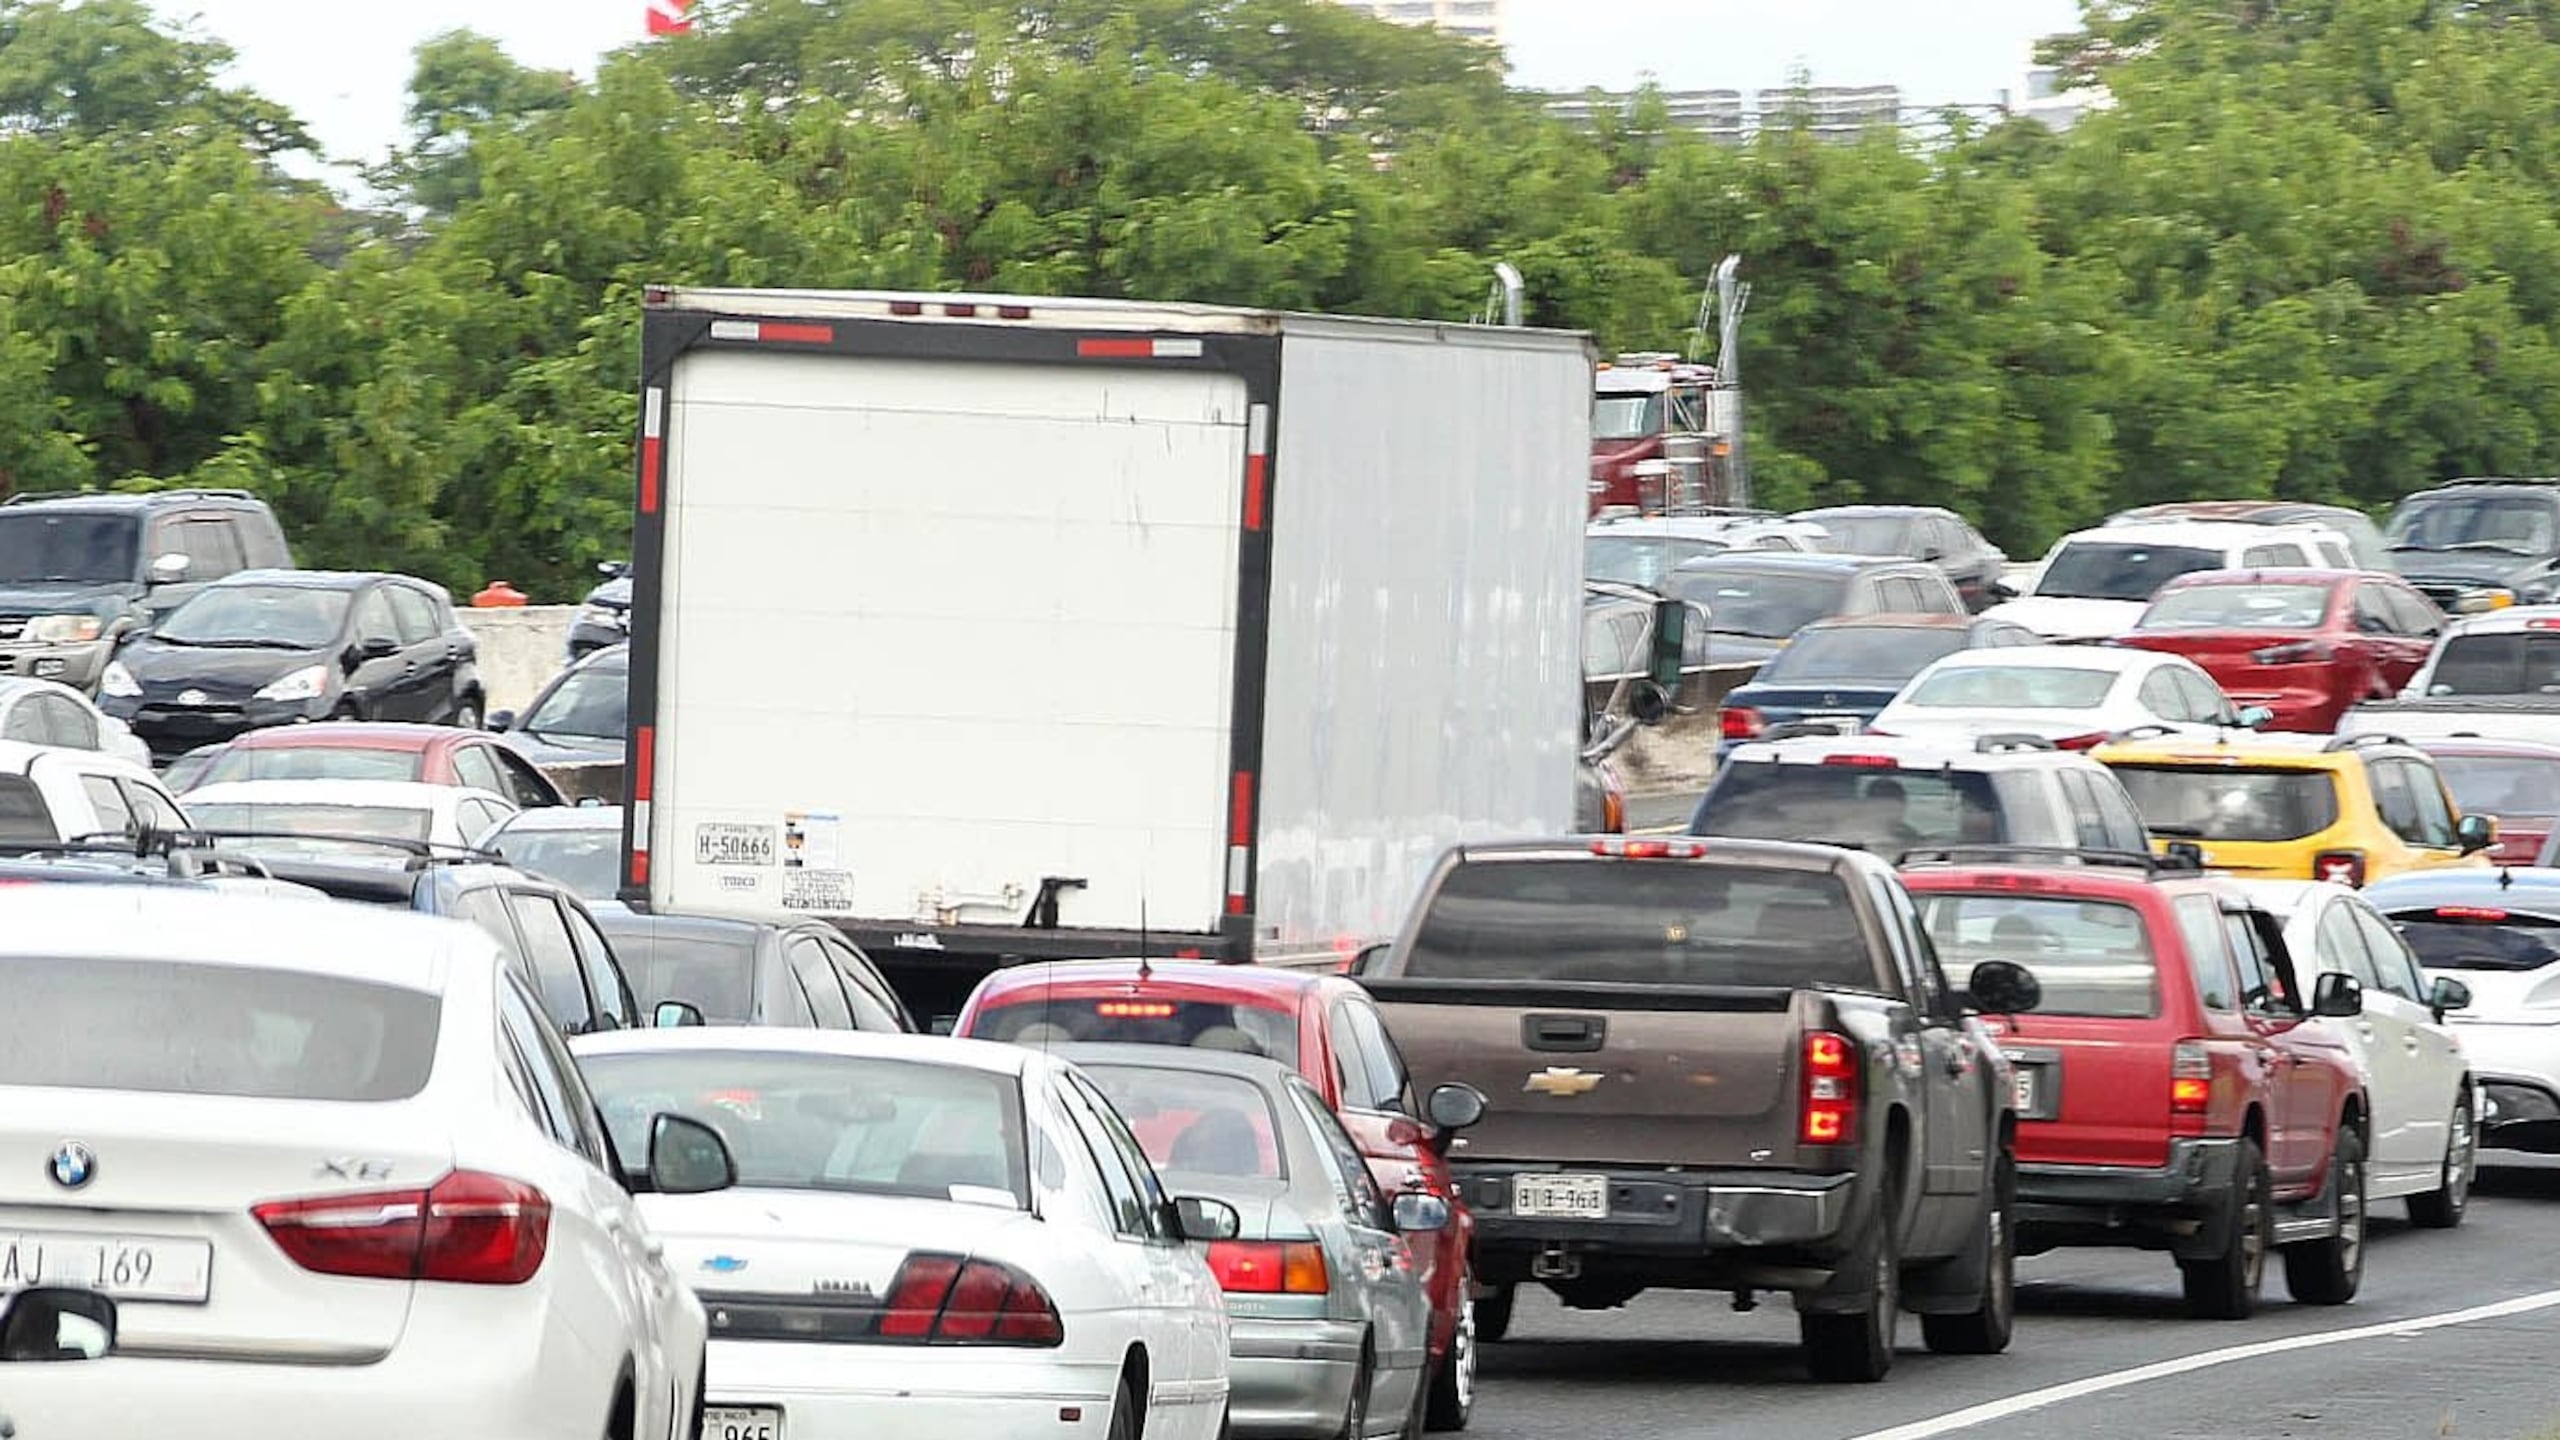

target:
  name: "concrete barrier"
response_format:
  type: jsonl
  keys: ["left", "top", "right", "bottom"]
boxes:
{"left": 457, "top": 606, "right": 576, "bottom": 716}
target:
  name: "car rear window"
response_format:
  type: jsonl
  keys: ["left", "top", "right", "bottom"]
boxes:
{"left": 1697, "top": 759, "right": 2004, "bottom": 858}
{"left": 2385, "top": 910, "right": 2560, "bottom": 972}
{"left": 2137, "top": 583, "right": 2332, "bottom": 631}
{"left": 968, "top": 996, "right": 1300, "bottom": 1067}
{"left": 1916, "top": 895, "right": 2161, "bottom": 1018}
{"left": 604, "top": 927, "right": 758, "bottom": 1021}
{"left": 2427, "top": 632, "right": 2560, "bottom": 696}
{"left": 1751, "top": 626, "right": 1966, "bottom": 686}
{"left": 1674, "top": 570, "right": 1848, "bottom": 639}
{"left": 2433, "top": 755, "right": 2560, "bottom": 819}
{"left": 1402, "top": 860, "right": 1880, "bottom": 990}
{"left": 1078, "top": 1064, "right": 1284, "bottom": 1180}
{"left": 581, "top": 1050, "right": 1029, "bottom": 1207}
{"left": 2036, "top": 542, "right": 2222, "bottom": 601}
{"left": 200, "top": 747, "right": 426, "bottom": 786}
{"left": 1903, "top": 665, "right": 2116, "bottom": 710}
{"left": 1586, "top": 536, "right": 1725, "bottom": 589}
{"left": 2108, "top": 765, "right": 2340, "bottom": 842}
{"left": 495, "top": 826, "right": 621, "bottom": 900}
{"left": 0, "top": 958, "right": 441, "bottom": 1100}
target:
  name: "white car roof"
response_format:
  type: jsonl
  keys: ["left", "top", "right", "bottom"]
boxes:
{"left": 571, "top": 1025, "right": 1034, "bottom": 1077}
{"left": 2216, "top": 878, "right": 2348, "bottom": 916}
{"left": 0, "top": 885, "right": 479, "bottom": 992}
{"left": 2439, "top": 604, "right": 2560, "bottom": 637}
{"left": 1913, "top": 644, "right": 2183, "bottom": 676}
{"left": 0, "top": 738, "right": 159, "bottom": 782}
{"left": 2055, "top": 519, "right": 2343, "bottom": 551}
{"left": 182, "top": 779, "right": 506, "bottom": 813}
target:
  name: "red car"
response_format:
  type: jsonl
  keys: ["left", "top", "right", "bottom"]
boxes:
{"left": 1901, "top": 854, "right": 2371, "bottom": 1319}
{"left": 2113, "top": 568, "right": 2442, "bottom": 733}
{"left": 2419, "top": 737, "right": 2560, "bottom": 865}
{"left": 956, "top": 960, "right": 1482, "bottom": 1430}
{"left": 181, "top": 722, "right": 567, "bottom": 807}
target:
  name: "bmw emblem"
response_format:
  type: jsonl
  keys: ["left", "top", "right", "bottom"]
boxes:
{"left": 48, "top": 1142, "right": 95, "bottom": 1190}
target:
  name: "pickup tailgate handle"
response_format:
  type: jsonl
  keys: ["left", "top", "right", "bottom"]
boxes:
{"left": 1522, "top": 1013, "right": 1606, "bottom": 1053}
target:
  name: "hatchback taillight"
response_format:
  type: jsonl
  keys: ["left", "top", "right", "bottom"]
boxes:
{"left": 1206, "top": 1240, "right": 1329, "bottom": 1295}
{"left": 1800, "top": 1031, "right": 1860, "bottom": 1145}
{"left": 253, "top": 1170, "right": 550, "bottom": 1285}
{"left": 879, "top": 1253, "right": 1063, "bottom": 1345}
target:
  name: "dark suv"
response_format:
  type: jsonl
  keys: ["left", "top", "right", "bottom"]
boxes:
{"left": 1669, "top": 552, "right": 1967, "bottom": 667}
{"left": 2383, "top": 479, "right": 2560, "bottom": 612}
{"left": 0, "top": 488, "right": 291, "bottom": 695}
{"left": 1791, "top": 506, "right": 2010, "bottom": 612}
{"left": 1692, "top": 732, "right": 2155, "bottom": 862}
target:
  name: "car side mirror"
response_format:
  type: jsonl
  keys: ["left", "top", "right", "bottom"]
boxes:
{"left": 1964, "top": 959, "right": 2043, "bottom": 1016}
{"left": 2457, "top": 813, "right": 2497, "bottom": 854}
{"left": 653, "top": 1000, "right": 705, "bottom": 1029}
{"left": 1349, "top": 942, "right": 1392, "bottom": 977}
{"left": 1988, "top": 580, "right": 2019, "bottom": 600}
{"left": 1392, "top": 1191, "right": 1453, "bottom": 1234}
{"left": 1424, "top": 1082, "right": 1488, "bottom": 1138}
{"left": 2311, "top": 971, "right": 2365, "bottom": 1019}
{"left": 0, "top": 1286, "right": 117, "bottom": 1362}
{"left": 147, "top": 552, "right": 190, "bottom": 586}
{"left": 1628, "top": 679, "right": 1671, "bottom": 726}
{"left": 1647, "top": 596, "right": 1687, "bottom": 694}
{"left": 645, "top": 1112, "right": 737, "bottom": 1195}
{"left": 2428, "top": 975, "right": 2472, "bottom": 1020}
{"left": 487, "top": 709, "right": 516, "bottom": 732}
{"left": 359, "top": 636, "right": 401, "bottom": 660}
{"left": 1171, "top": 1194, "right": 1242, "bottom": 1242}
{"left": 2236, "top": 705, "right": 2275, "bottom": 730}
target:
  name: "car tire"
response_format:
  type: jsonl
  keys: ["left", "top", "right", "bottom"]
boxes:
{"left": 1424, "top": 1270, "right": 1477, "bottom": 1430}
{"left": 332, "top": 699, "right": 362, "bottom": 722}
{"left": 2180, "top": 1136, "right": 2270, "bottom": 1321}
{"left": 1336, "top": 1347, "right": 1372, "bottom": 1440}
{"left": 2406, "top": 1095, "right": 2475, "bottom": 1230}
{"left": 1801, "top": 1175, "right": 1900, "bottom": 1383}
{"left": 1474, "top": 1284, "right": 1515, "bottom": 1344}
{"left": 1107, "top": 1370, "right": 1140, "bottom": 1440}
{"left": 2283, "top": 1126, "right": 2367, "bottom": 1306}
{"left": 1921, "top": 1153, "right": 2015, "bottom": 1355}
{"left": 452, "top": 697, "right": 482, "bottom": 731}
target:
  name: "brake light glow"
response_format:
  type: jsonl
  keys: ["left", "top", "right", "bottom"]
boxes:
{"left": 2434, "top": 905, "right": 2510, "bottom": 921}
{"left": 1821, "top": 754, "right": 1900, "bottom": 769}
{"left": 878, "top": 1252, "right": 1064, "bottom": 1345}
{"left": 1590, "top": 838, "right": 1707, "bottom": 859}
{"left": 2171, "top": 1041, "right": 2212, "bottom": 1134}
{"left": 1205, "top": 1240, "right": 1329, "bottom": 1294}
{"left": 1096, "top": 1001, "right": 1177, "bottom": 1019}
{"left": 1800, "top": 1031, "right": 1859, "bottom": 1145}
{"left": 253, "top": 1170, "right": 550, "bottom": 1285}
{"left": 2313, "top": 850, "right": 2367, "bottom": 886}
{"left": 1720, "top": 706, "right": 1766, "bottom": 741}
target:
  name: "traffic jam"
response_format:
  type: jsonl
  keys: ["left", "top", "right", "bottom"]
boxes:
{"left": 3, "top": 288, "right": 2560, "bottom": 1439}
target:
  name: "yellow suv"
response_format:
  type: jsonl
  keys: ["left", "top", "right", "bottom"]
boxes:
{"left": 2089, "top": 731, "right": 2497, "bottom": 885}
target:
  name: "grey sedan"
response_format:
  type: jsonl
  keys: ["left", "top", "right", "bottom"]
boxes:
{"left": 1061, "top": 1042, "right": 1447, "bottom": 1440}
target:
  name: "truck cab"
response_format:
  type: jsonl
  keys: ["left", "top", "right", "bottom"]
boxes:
{"left": 1589, "top": 355, "right": 1728, "bottom": 515}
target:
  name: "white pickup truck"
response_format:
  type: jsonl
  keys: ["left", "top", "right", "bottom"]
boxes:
{"left": 2337, "top": 605, "right": 2560, "bottom": 746}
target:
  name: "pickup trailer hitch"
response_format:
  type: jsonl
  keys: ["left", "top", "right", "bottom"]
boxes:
{"left": 1530, "top": 1245, "right": 1582, "bottom": 1281}
{"left": 1731, "top": 1288, "right": 1758, "bottom": 1312}
{"left": 1024, "top": 876, "right": 1088, "bottom": 929}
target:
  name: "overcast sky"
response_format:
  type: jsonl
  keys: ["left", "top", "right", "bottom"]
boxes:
{"left": 154, "top": 0, "right": 2084, "bottom": 168}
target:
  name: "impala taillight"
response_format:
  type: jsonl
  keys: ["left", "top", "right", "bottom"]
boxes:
{"left": 253, "top": 1170, "right": 550, "bottom": 1285}
{"left": 1720, "top": 706, "right": 1766, "bottom": 741}
{"left": 1800, "top": 1031, "right": 1860, "bottom": 1145}
{"left": 1205, "top": 1240, "right": 1329, "bottom": 1295}
{"left": 879, "top": 1253, "right": 1064, "bottom": 1345}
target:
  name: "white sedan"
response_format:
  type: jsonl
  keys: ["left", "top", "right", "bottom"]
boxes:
{"left": 1869, "top": 645, "right": 2270, "bottom": 748}
{"left": 2235, "top": 879, "right": 2480, "bottom": 1227}
{"left": 0, "top": 884, "right": 728, "bottom": 1439}
{"left": 179, "top": 777, "right": 518, "bottom": 859}
{"left": 0, "top": 675, "right": 152, "bottom": 767}
{"left": 571, "top": 1028, "right": 1235, "bottom": 1440}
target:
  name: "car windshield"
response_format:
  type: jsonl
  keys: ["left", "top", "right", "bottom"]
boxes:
{"left": 1696, "top": 760, "right": 2006, "bottom": 858}
{"left": 520, "top": 663, "right": 627, "bottom": 743}
{"left": 2387, "top": 911, "right": 2560, "bottom": 972}
{"left": 200, "top": 745, "right": 425, "bottom": 786}
{"left": 2386, "top": 496, "right": 2559, "bottom": 556}
{"left": 0, "top": 511, "right": 136, "bottom": 585}
{"left": 2432, "top": 755, "right": 2560, "bottom": 819}
{"left": 186, "top": 802, "right": 435, "bottom": 856}
{"left": 2137, "top": 583, "right": 2333, "bottom": 632}
{"left": 1916, "top": 894, "right": 2161, "bottom": 1019}
{"left": 1592, "top": 392, "right": 1660, "bottom": 441}
{"left": 157, "top": 585, "right": 347, "bottom": 649}
{"left": 969, "top": 995, "right": 1301, "bottom": 1067}
{"left": 605, "top": 927, "right": 758, "bottom": 1020}
{"left": 1672, "top": 570, "right": 1846, "bottom": 639}
{"left": 2107, "top": 765, "right": 2341, "bottom": 841}
{"left": 580, "top": 1051, "right": 1030, "bottom": 1207}
{"left": 1586, "top": 536, "right": 1727, "bottom": 588}
{"left": 2035, "top": 542, "right": 2222, "bottom": 601}
{"left": 1801, "top": 515, "right": 1909, "bottom": 555}
{"left": 1402, "top": 861, "right": 1878, "bottom": 989}
{"left": 497, "top": 826, "right": 622, "bottom": 900}
{"left": 1752, "top": 626, "right": 1966, "bottom": 686}
{"left": 1902, "top": 665, "right": 2117, "bottom": 710}
{"left": 0, "top": 957, "right": 440, "bottom": 1100}
{"left": 1077, "top": 1064, "right": 1284, "bottom": 1180}
{"left": 2426, "top": 633, "right": 2560, "bottom": 696}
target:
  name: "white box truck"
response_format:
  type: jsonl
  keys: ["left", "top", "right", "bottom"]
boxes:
{"left": 616, "top": 286, "right": 1593, "bottom": 1008}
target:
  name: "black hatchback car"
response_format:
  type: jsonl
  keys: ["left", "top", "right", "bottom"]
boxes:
{"left": 595, "top": 907, "right": 913, "bottom": 1033}
{"left": 99, "top": 570, "right": 484, "bottom": 758}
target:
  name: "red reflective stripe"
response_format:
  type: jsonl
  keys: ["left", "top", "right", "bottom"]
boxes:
{"left": 760, "top": 322, "right": 835, "bottom": 345}
{"left": 630, "top": 849, "right": 650, "bottom": 886}
{"left": 639, "top": 436, "right": 662, "bottom": 515}
{"left": 888, "top": 301, "right": 924, "bottom": 316}
{"left": 1225, "top": 894, "right": 1247, "bottom": 916}
{"left": 1243, "top": 455, "right": 1267, "bottom": 532}
{"left": 633, "top": 726, "right": 655, "bottom": 804}
{"left": 1078, "top": 338, "right": 1155, "bottom": 358}
{"left": 1229, "top": 772, "right": 1254, "bottom": 846}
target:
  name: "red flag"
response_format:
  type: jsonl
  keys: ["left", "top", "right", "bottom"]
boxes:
{"left": 645, "top": 0, "right": 694, "bottom": 36}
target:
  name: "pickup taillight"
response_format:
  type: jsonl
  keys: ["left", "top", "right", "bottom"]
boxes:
{"left": 2170, "top": 1040, "right": 2211, "bottom": 1137}
{"left": 1800, "top": 1031, "right": 1860, "bottom": 1145}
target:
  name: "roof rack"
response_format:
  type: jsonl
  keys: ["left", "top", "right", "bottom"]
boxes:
{"left": 2438, "top": 477, "right": 2560, "bottom": 488}
{"left": 14, "top": 832, "right": 290, "bottom": 883}
{"left": 1899, "top": 844, "right": 2202, "bottom": 874}
{"left": 1, "top": 486, "right": 258, "bottom": 506}
{"left": 1974, "top": 733, "right": 2057, "bottom": 753}
{"left": 139, "top": 828, "right": 505, "bottom": 872}
{"left": 2322, "top": 732, "right": 2408, "bottom": 752}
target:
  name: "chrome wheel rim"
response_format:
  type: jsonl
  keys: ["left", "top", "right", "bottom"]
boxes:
{"left": 1987, "top": 1201, "right": 2012, "bottom": 1330}
{"left": 2339, "top": 1152, "right": 2366, "bottom": 1276}
{"left": 2240, "top": 1184, "right": 2268, "bottom": 1293}
{"left": 1452, "top": 1291, "right": 1477, "bottom": 1413}
{"left": 2448, "top": 1103, "right": 2477, "bottom": 1210}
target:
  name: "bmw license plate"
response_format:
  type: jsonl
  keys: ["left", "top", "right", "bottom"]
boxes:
{"left": 0, "top": 1231, "right": 213, "bottom": 1303}
{"left": 1512, "top": 1173, "right": 1609, "bottom": 1219}
{"left": 702, "top": 1408, "right": 782, "bottom": 1440}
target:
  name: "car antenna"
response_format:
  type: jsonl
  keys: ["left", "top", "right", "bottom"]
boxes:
{"left": 1137, "top": 894, "right": 1153, "bottom": 983}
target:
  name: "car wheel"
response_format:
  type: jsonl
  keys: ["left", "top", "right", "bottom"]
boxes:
{"left": 2283, "top": 1126, "right": 2367, "bottom": 1305}
{"left": 1336, "top": 1348, "right": 1372, "bottom": 1440}
{"left": 2407, "top": 1095, "right": 2475, "bottom": 1230}
{"left": 1424, "top": 1270, "right": 1476, "bottom": 1430}
{"left": 452, "top": 697, "right": 482, "bottom": 731}
{"left": 1106, "top": 1370, "right": 1140, "bottom": 1440}
{"left": 1801, "top": 1172, "right": 1900, "bottom": 1383}
{"left": 1921, "top": 1153, "right": 2015, "bottom": 1355}
{"left": 2180, "top": 1136, "right": 2270, "bottom": 1320}
{"left": 1473, "top": 1284, "right": 1515, "bottom": 1344}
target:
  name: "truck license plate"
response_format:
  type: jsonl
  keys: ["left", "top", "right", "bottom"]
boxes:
{"left": 702, "top": 1408, "right": 782, "bottom": 1440}
{"left": 1512, "top": 1174, "right": 1609, "bottom": 1219}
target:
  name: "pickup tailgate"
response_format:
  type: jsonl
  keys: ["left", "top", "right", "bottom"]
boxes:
{"left": 1365, "top": 979, "right": 1813, "bottom": 1168}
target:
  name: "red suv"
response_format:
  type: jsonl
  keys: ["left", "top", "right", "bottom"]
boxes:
{"left": 1900, "top": 850, "right": 2374, "bottom": 1319}
{"left": 955, "top": 960, "right": 1482, "bottom": 1430}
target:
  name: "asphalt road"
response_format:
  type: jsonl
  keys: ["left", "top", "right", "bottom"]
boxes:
{"left": 1465, "top": 1159, "right": 2560, "bottom": 1440}
{"left": 1627, "top": 791, "right": 1702, "bottom": 834}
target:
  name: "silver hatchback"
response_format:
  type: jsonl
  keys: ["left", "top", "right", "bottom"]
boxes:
{"left": 1062, "top": 1043, "right": 1447, "bottom": 1439}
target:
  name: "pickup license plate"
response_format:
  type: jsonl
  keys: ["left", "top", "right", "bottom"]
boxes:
{"left": 1512, "top": 1174, "right": 1609, "bottom": 1219}
{"left": 702, "top": 1408, "right": 783, "bottom": 1440}
{"left": 0, "top": 1231, "right": 213, "bottom": 1303}
{"left": 2012, "top": 1066, "right": 2038, "bottom": 1114}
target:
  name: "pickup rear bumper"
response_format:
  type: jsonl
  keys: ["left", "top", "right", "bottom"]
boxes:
{"left": 1451, "top": 1164, "right": 1860, "bottom": 1278}
{"left": 2014, "top": 1136, "right": 2242, "bottom": 1256}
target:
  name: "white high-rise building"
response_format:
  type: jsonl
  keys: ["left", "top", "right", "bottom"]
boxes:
{"left": 1336, "top": 0, "right": 1505, "bottom": 45}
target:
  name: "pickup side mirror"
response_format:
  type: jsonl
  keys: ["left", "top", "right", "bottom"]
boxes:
{"left": 1988, "top": 579, "right": 2020, "bottom": 601}
{"left": 146, "top": 552, "right": 190, "bottom": 586}
{"left": 1348, "top": 942, "right": 1392, "bottom": 977}
{"left": 1964, "top": 959, "right": 2042, "bottom": 1016}
{"left": 1424, "top": 1082, "right": 1488, "bottom": 1138}
{"left": 1392, "top": 1191, "right": 1453, "bottom": 1234}
{"left": 645, "top": 1112, "right": 737, "bottom": 1195}
{"left": 1171, "top": 1194, "right": 1242, "bottom": 1242}
{"left": 2428, "top": 975, "right": 2473, "bottom": 1020}
{"left": 2457, "top": 813, "right": 2497, "bottom": 855}
{"left": 0, "top": 1286, "right": 117, "bottom": 1362}
{"left": 653, "top": 1000, "right": 706, "bottom": 1029}
{"left": 2312, "top": 971, "right": 2365, "bottom": 1019}
{"left": 1647, "top": 596, "right": 1687, "bottom": 696}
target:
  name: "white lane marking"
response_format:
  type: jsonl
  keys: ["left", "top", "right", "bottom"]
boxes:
{"left": 1847, "top": 1287, "right": 2560, "bottom": 1440}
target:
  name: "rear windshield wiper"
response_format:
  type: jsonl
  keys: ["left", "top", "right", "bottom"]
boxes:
{"left": 2146, "top": 824, "right": 2207, "bottom": 837}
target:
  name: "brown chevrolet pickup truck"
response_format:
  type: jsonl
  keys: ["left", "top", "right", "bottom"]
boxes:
{"left": 1357, "top": 835, "right": 2042, "bottom": 1382}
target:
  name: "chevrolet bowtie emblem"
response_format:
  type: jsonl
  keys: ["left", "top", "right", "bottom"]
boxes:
{"left": 1524, "top": 1067, "right": 1603, "bottom": 1097}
